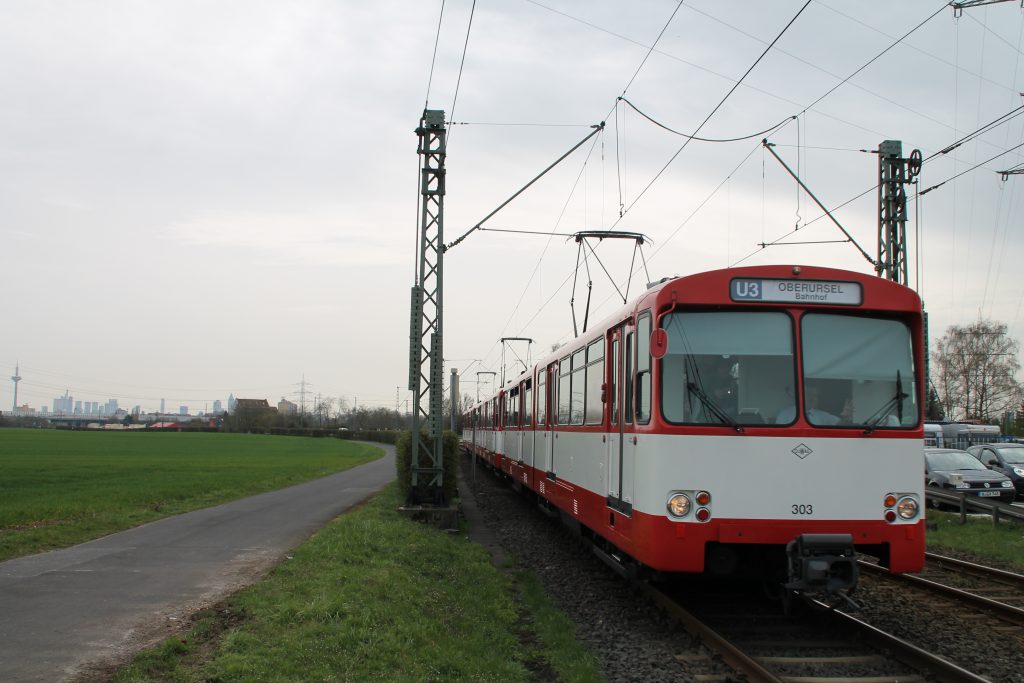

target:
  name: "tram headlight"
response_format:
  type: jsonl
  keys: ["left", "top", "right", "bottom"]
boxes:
{"left": 667, "top": 493, "right": 691, "bottom": 518}
{"left": 896, "top": 496, "right": 919, "bottom": 520}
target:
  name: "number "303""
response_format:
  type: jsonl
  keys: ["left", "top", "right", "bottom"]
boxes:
{"left": 791, "top": 504, "right": 814, "bottom": 515}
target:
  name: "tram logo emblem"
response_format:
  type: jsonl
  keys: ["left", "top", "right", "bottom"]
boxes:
{"left": 792, "top": 443, "right": 813, "bottom": 459}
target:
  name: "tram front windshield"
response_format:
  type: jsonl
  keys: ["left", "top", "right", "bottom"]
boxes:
{"left": 660, "top": 310, "right": 918, "bottom": 428}
{"left": 661, "top": 311, "right": 795, "bottom": 426}
{"left": 800, "top": 313, "right": 918, "bottom": 428}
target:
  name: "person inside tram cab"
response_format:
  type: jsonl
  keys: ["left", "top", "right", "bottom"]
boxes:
{"left": 776, "top": 384, "right": 851, "bottom": 425}
{"left": 709, "top": 359, "right": 738, "bottom": 415}
{"left": 689, "top": 358, "right": 738, "bottom": 423}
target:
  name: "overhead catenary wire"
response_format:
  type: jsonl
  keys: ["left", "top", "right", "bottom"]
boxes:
{"left": 445, "top": 122, "right": 606, "bottom": 250}
{"left": 737, "top": 103, "right": 1024, "bottom": 267}
{"left": 610, "top": 0, "right": 686, "bottom": 219}
{"left": 963, "top": 9, "right": 1024, "bottom": 58}
{"left": 448, "top": 121, "right": 593, "bottom": 127}
{"left": 455, "top": 131, "right": 608, "bottom": 386}
{"left": 473, "top": 227, "right": 578, "bottom": 238}
{"left": 917, "top": 138, "right": 1024, "bottom": 196}
{"left": 614, "top": 0, "right": 812, "bottom": 225}
{"left": 619, "top": 0, "right": 686, "bottom": 97}
{"left": 928, "top": 104, "right": 1024, "bottom": 160}
{"left": 683, "top": 1, "right": 966, "bottom": 135}
{"left": 490, "top": 1, "right": 1011, "bottom": 344}
{"left": 423, "top": 0, "right": 446, "bottom": 108}
{"left": 530, "top": 0, "right": 972, "bottom": 148}
{"left": 798, "top": 2, "right": 950, "bottom": 117}
{"left": 762, "top": 140, "right": 876, "bottom": 266}
{"left": 448, "top": 0, "right": 477, "bottom": 138}
{"left": 459, "top": 1, "right": 1004, "bottom": 383}
{"left": 617, "top": 96, "right": 795, "bottom": 143}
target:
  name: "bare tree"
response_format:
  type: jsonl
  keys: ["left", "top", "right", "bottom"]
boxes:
{"left": 933, "top": 319, "right": 1023, "bottom": 422}
{"left": 314, "top": 397, "right": 334, "bottom": 427}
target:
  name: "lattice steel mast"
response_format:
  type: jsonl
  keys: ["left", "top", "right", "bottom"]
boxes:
{"left": 408, "top": 109, "right": 447, "bottom": 504}
{"left": 877, "top": 140, "right": 920, "bottom": 285}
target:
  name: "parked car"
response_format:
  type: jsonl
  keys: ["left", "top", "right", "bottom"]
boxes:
{"left": 924, "top": 448, "right": 1016, "bottom": 507}
{"left": 966, "top": 443, "right": 1024, "bottom": 500}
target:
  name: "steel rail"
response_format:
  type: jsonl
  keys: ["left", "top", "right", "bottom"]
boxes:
{"left": 924, "top": 551, "right": 1024, "bottom": 589}
{"left": 642, "top": 578, "right": 992, "bottom": 683}
{"left": 812, "top": 598, "right": 992, "bottom": 683}
{"left": 859, "top": 557, "right": 1024, "bottom": 626}
{"left": 636, "top": 581, "right": 784, "bottom": 683}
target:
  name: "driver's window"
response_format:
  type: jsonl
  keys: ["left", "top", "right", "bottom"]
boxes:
{"left": 637, "top": 312, "right": 651, "bottom": 423}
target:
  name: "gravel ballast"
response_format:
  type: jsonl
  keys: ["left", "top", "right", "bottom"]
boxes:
{"left": 460, "top": 452, "right": 1024, "bottom": 683}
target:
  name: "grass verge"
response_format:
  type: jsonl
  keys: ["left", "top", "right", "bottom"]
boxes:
{"left": 926, "top": 509, "right": 1024, "bottom": 570}
{"left": 0, "top": 429, "right": 382, "bottom": 561}
{"left": 111, "top": 484, "right": 603, "bottom": 682}
{"left": 107, "top": 485, "right": 1024, "bottom": 680}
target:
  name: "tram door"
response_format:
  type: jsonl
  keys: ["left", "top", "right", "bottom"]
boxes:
{"left": 521, "top": 379, "right": 534, "bottom": 483}
{"left": 539, "top": 362, "right": 556, "bottom": 475}
{"left": 607, "top": 324, "right": 626, "bottom": 509}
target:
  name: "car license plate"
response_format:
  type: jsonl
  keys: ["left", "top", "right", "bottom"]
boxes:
{"left": 977, "top": 490, "right": 1001, "bottom": 497}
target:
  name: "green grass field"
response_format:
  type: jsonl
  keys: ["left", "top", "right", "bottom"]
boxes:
{"left": 0, "top": 428, "right": 383, "bottom": 562}
{"left": 926, "top": 509, "right": 1024, "bottom": 570}
{"left": 113, "top": 484, "right": 603, "bottom": 683}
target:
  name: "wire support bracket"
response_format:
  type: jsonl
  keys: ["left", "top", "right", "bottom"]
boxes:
{"left": 445, "top": 122, "right": 606, "bottom": 252}
{"left": 762, "top": 140, "right": 877, "bottom": 269}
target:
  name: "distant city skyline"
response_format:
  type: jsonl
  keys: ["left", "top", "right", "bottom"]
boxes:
{"left": 4, "top": 365, "right": 393, "bottom": 417}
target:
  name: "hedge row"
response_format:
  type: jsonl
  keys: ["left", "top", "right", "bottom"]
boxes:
{"left": 395, "top": 431, "right": 459, "bottom": 504}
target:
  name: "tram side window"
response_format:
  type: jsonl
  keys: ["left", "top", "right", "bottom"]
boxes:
{"left": 524, "top": 381, "right": 532, "bottom": 427}
{"left": 636, "top": 312, "right": 652, "bottom": 423}
{"left": 585, "top": 339, "right": 604, "bottom": 424}
{"left": 558, "top": 357, "right": 571, "bottom": 424}
{"left": 508, "top": 388, "right": 519, "bottom": 428}
{"left": 537, "top": 374, "right": 546, "bottom": 427}
{"left": 570, "top": 348, "right": 585, "bottom": 425}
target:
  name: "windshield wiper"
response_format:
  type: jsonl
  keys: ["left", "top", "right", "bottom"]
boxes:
{"left": 864, "top": 370, "right": 909, "bottom": 434}
{"left": 687, "top": 382, "right": 743, "bottom": 432}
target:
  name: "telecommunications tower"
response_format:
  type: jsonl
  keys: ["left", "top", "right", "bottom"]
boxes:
{"left": 11, "top": 363, "right": 22, "bottom": 413}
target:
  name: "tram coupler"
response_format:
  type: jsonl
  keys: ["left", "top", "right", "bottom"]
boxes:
{"left": 784, "top": 533, "right": 859, "bottom": 598}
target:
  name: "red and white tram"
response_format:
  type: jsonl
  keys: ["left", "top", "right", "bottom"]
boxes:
{"left": 463, "top": 265, "right": 925, "bottom": 594}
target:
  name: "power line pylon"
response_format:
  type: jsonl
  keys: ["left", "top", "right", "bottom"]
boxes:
{"left": 408, "top": 109, "right": 447, "bottom": 505}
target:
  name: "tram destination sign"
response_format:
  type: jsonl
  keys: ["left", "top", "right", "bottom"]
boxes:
{"left": 730, "top": 278, "right": 862, "bottom": 305}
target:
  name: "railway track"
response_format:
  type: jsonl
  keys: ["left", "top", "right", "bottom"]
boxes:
{"left": 859, "top": 552, "right": 1024, "bottom": 630}
{"left": 463, "top": 453, "right": 1024, "bottom": 681}
{"left": 640, "top": 579, "right": 992, "bottom": 683}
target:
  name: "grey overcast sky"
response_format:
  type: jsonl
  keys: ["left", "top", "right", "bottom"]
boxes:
{"left": 3, "top": 0, "right": 1024, "bottom": 414}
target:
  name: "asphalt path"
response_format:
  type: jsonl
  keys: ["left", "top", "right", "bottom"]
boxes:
{"left": 0, "top": 444, "right": 395, "bottom": 682}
